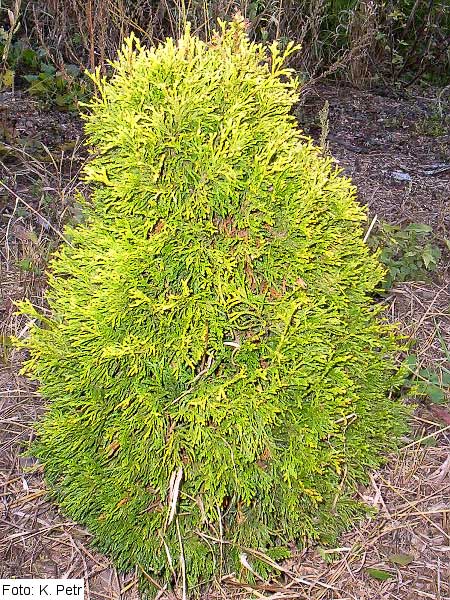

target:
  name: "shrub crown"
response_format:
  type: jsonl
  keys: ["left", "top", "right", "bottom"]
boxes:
{"left": 20, "top": 18, "right": 408, "bottom": 594}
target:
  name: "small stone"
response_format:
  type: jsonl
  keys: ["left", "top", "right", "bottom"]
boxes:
{"left": 391, "top": 170, "right": 412, "bottom": 182}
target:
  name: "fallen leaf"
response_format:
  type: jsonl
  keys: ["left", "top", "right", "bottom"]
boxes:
{"left": 389, "top": 553, "right": 414, "bottom": 567}
{"left": 367, "top": 568, "right": 394, "bottom": 581}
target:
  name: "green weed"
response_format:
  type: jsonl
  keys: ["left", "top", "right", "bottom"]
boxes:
{"left": 368, "top": 222, "right": 441, "bottom": 289}
{"left": 415, "top": 111, "right": 448, "bottom": 137}
{"left": 0, "top": 33, "right": 89, "bottom": 110}
{"left": 23, "top": 62, "right": 89, "bottom": 111}
{"left": 403, "top": 353, "right": 450, "bottom": 405}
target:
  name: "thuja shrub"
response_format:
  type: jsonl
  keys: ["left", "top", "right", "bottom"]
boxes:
{"left": 20, "top": 18, "right": 408, "bottom": 594}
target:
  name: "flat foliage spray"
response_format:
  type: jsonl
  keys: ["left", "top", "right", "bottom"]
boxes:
{"left": 19, "top": 17, "right": 408, "bottom": 596}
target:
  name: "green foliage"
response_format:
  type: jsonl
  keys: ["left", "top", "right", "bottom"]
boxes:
{"left": 23, "top": 62, "right": 89, "bottom": 111}
{"left": 415, "top": 110, "right": 449, "bottom": 137}
{"left": 0, "top": 31, "right": 89, "bottom": 110}
{"left": 414, "top": 367, "right": 450, "bottom": 404}
{"left": 374, "top": 0, "right": 450, "bottom": 84}
{"left": 367, "top": 567, "right": 394, "bottom": 581}
{"left": 19, "top": 20, "right": 408, "bottom": 594}
{"left": 13, "top": 0, "right": 450, "bottom": 84}
{"left": 389, "top": 553, "right": 414, "bottom": 567}
{"left": 368, "top": 222, "right": 441, "bottom": 289}
{"left": 0, "top": 34, "right": 40, "bottom": 72}
{"left": 1, "top": 333, "right": 13, "bottom": 364}
{"left": 317, "top": 0, "right": 450, "bottom": 84}
{"left": 403, "top": 335, "right": 450, "bottom": 405}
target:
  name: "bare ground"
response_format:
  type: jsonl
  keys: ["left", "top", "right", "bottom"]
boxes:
{"left": 0, "top": 82, "right": 449, "bottom": 600}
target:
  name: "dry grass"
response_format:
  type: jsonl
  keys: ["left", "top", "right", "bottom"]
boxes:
{"left": 1, "top": 84, "right": 449, "bottom": 599}
{"left": 18, "top": 0, "right": 449, "bottom": 87}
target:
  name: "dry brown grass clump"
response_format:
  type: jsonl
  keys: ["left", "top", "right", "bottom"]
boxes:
{"left": 12, "top": 0, "right": 450, "bottom": 86}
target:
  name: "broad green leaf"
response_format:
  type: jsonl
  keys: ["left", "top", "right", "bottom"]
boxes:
{"left": 403, "top": 354, "right": 417, "bottom": 372}
{"left": 40, "top": 63, "right": 56, "bottom": 75}
{"left": 427, "top": 385, "right": 446, "bottom": 404}
{"left": 405, "top": 223, "right": 432, "bottom": 234}
{"left": 442, "top": 372, "right": 450, "bottom": 387}
{"left": 65, "top": 63, "right": 81, "bottom": 77}
{"left": 21, "top": 47, "right": 38, "bottom": 66}
{"left": 389, "top": 553, "right": 414, "bottom": 566}
{"left": 18, "top": 258, "right": 32, "bottom": 271}
{"left": 367, "top": 568, "right": 394, "bottom": 581}
{"left": 419, "top": 368, "right": 440, "bottom": 384}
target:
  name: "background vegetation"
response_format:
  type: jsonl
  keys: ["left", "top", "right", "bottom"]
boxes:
{"left": 1, "top": 0, "right": 449, "bottom": 102}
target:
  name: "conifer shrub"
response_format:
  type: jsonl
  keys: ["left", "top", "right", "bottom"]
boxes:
{"left": 20, "top": 18, "right": 408, "bottom": 595}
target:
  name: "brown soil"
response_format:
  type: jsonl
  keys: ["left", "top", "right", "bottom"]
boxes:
{"left": 0, "top": 82, "right": 449, "bottom": 600}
